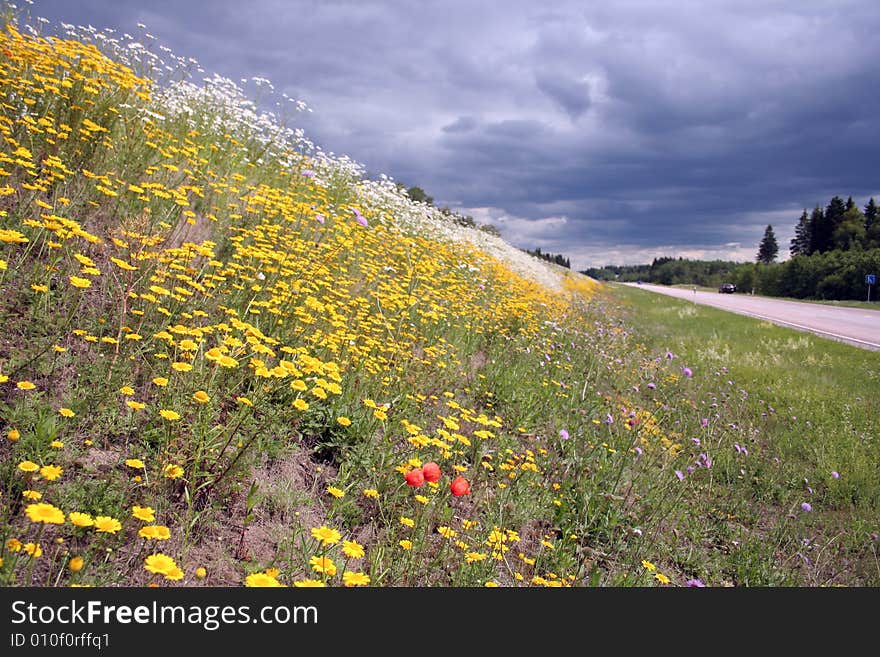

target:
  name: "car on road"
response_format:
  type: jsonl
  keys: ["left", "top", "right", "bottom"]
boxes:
{"left": 719, "top": 283, "right": 737, "bottom": 294}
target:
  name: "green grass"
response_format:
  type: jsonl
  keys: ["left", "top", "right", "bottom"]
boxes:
{"left": 605, "top": 283, "right": 880, "bottom": 584}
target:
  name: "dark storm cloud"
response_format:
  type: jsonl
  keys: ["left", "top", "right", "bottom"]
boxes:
{"left": 28, "top": 0, "right": 880, "bottom": 268}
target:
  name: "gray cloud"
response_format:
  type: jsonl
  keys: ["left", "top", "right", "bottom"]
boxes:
{"left": 29, "top": 0, "right": 880, "bottom": 269}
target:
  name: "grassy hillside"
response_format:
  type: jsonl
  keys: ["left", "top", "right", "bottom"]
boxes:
{"left": 1, "top": 11, "right": 877, "bottom": 587}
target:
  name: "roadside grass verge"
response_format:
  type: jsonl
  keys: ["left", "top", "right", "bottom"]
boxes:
{"left": 606, "top": 282, "right": 880, "bottom": 584}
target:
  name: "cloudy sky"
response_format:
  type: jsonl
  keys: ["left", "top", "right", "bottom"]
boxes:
{"left": 26, "top": 0, "right": 880, "bottom": 269}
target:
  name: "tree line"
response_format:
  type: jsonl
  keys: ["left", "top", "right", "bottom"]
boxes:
{"left": 790, "top": 196, "right": 879, "bottom": 256}
{"left": 523, "top": 247, "right": 571, "bottom": 269}
{"left": 583, "top": 194, "right": 880, "bottom": 301}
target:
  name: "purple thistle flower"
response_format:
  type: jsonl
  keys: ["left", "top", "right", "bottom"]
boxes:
{"left": 314, "top": 213, "right": 325, "bottom": 224}
{"left": 801, "top": 502, "right": 812, "bottom": 513}
{"left": 666, "top": 351, "right": 675, "bottom": 360}
{"left": 634, "top": 446, "right": 643, "bottom": 456}
{"left": 559, "top": 429, "right": 569, "bottom": 440}
{"left": 605, "top": 414, "right": 614, "bottom": 424}
{"left": 350, "top": 207, "right": 368, "bottom": 227}
{"left": 675, "top": 470, "right": 685, "bottom": 481}
{"left": 301, "top": 169, "right": 315, "bottom": 177}
{"left": 700, "top": 418, "right": 709, "bottom": 428}
{"left": 831, "top": 471, "right": 840, "bottom": 479}
{"left": 647, "top": 382, "right": 656, "bottom": 389}
{"left": 682, "top": 367, "right": 693, "bottom": 378}
{"left": 686, "top": 579, "right": 705, "bottom": 588}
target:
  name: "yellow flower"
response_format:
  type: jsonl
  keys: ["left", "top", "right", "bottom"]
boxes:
{"left": 290, "top": 380, "right": 307, "bottom": 392}
{"left": 171, "top": 361, "right": 192, "bottom": 372}
{"left": 24, "top": 542, "right": 43, "bottom": 558}
{"left": 362, "top": 488, "right": 379, "bottom": 499}
{"left": 40, "top": 464, "right": 63, "bottom": 481}
{"left": 399, "top": 516, "right": 415, "bottom": 528}
{"left": 641, "top": 560, "right": 656, "bottom": 572}
{"left": 16, "top": 380, "right": 36, "bottom": 391}
{"left": 132, "top": 505, "right": 156, "bottom": 522}
{"left": 119, "top": 386, "right": 135, "bottom": 396}
{"left": 25, "top": 503, "right": 65, "bottom": 524}
{"left": 138, "top": 525, "right": 172, "bottom": 540}
{"left": 245, "top": 572, "right": 283, "bottom": 587}
{"left": 125, "top": 458, "right": 145, "bottom": 469}
{"left": 164, "top": 567, "right": 184, "bottom": 581}
{"left": 192, "top": 390, "right": 210, "bottom": 403}
{"left": 126, "top": 400, "right": 146, "bottom": 411}
{"left": 7, "top": 538, "right": 22, "bottom": 552}
{"left": 337, "top": 416, "right": 352, "bottom": 426}
{"left": 310, "top": 526, "right": 341, "bottom": 546}
{"left": 655, "top": 573, "right": 671, "bottom": 585}
{"left": 163, "top": 464, "right": 184, "bottom": 479}
{"left": 236, "top": 396, "right": 253, "bottom": 406}
{"left": 8, "top": 428, "right": 20, "bottom": 442}
{"left": 93, "top": 516, "right": 122, "bottom": 534}
{"left": 484, "top": 581, "right": 499, "bottom": 587}
{"left": 195, "top": 567, "right": 207, "bottom": 579}
{"left": 69, "top": 556, "right": 84, "bottom": 572}
{"left": 414, "top": 494, "right": 429, "bottom": 504}
{"left": 50, "top": 440, "right": 64, "bottom": 449}
{"left": 152, "top": 377, "right": 169, "bottom": 387}
{"left": 68, "top": 512, "right": 94, "bottom": 527}
{"left": 326, "top": 486, "right": 345, "bottom": 499}
{"left": 293, "top": 579, "right": 325, "bottom": 587}
{"left": 217, "top": 355, "right": 238, "bottom": 368}
{"left": 18, "top": 460, "right": 39, "bottom": 473}
{"left": 22, "top": 490, "right": 42, "bottom": 500}
{"left": 159, "top": 409, "right": 181, "bottom": 421}
{"left": 309, "top": 556, "right": 337, "bottom": 576}
{"left": 110, "top": 257, "right": 137, "bottom": 271}
{"left": 465, "top": 552, "right": 488, "bottom": 563}
{"left": 69, "top": 276, "right": 92, "bottom": 289}
{"left": 342, "top": 540, "right": 365, "bottom": 559}
{"left": 144, "top": 553, "right": 179, "bottom": 576}
{"left": 292, "top": 398, "right": 309, "bottom": 411}
{"left": 343, "top": 571, "right": 370, "bottom": 587}
{"left": 437, "top": 526, "right": 457, "bottom": 539}
{"left": 58, "top": 407, "right": 75, "bottom": 417}
{"left": 399, "top": 540, "right": 413, "bottom": 550}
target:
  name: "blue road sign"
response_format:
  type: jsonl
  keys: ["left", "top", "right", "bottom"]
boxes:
{"left": 867, "top": 274, "right": 877, "bottom": 285}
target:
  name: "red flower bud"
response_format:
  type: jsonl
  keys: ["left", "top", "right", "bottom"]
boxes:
{"left": 404, "top": 468, "right": 425, "bottom": 487}
{"left": 422, "top": 462, "right": 441, "bottom": 483}
{"left": 450, "top": 476, "right": 470, "bottom": 497}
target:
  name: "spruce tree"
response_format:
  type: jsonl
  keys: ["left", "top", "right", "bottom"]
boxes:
{"left": 757, "top": 224, "right": 779, "bottom": 264}
{"left": 864, "top": 198, "right": 880, "bottom": 248}
{"left": 807, "top": 205, "right": 826, "bottom": 254}
{"left": 790, "top": 209, "right": 811, "bottom": 256}
{"left": 822, "top": 196, "right": 847, "bottom": 251}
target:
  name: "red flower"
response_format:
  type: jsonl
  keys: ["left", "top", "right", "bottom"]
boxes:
{"left": 450, "top": 476, "right": 470, "bottom": 497}
{"left": 404, "top": 468, "right": 425, "bottom": 487}
{"left": 422, "top": 462, "right": 441, "bottom": 483}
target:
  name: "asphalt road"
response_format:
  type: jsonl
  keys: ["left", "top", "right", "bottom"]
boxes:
{"left": 622, "top": 283, "right": 880, "bottom": 351}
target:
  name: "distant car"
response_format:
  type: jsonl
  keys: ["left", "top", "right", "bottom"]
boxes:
{"left": 719, "top": 283, "right": 737, "bottom": 293}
